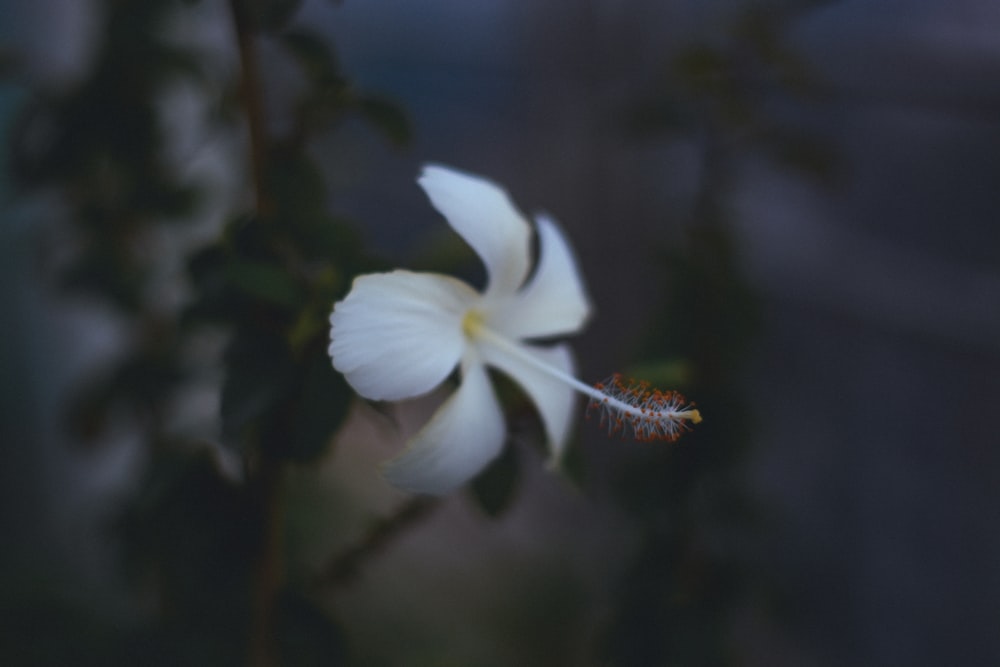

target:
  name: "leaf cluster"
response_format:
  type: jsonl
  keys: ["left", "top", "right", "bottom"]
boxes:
{"left": 627, "top": 4, "right": 840, "bottom": 183}
{"left": 600, "top": 6, "right": 830, "bottom": 665}
{"left": 7, "top": 0, "right": 409, "bottom": 663}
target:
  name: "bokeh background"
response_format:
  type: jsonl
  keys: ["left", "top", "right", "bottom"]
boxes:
{"left": 3, "top": 0, "right": 1000, "bottom": 665}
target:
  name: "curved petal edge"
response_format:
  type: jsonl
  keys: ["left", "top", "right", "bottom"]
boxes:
{"left": 382, "top": 357, "right": 506, "bottom": 495}
{"left": 485, "top": 214, "right": 592, "bottom": 340}
{"left": 418, "top": 164, "right": 532, "bottom": 299}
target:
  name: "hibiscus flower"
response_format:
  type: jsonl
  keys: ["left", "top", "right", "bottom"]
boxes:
{"left": 329, "top": 165, "right": 699, "bottom": 494}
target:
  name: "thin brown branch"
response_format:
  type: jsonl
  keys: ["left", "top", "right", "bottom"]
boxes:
{"left": 229, "top": 5, "right": 280, "bottom": 665}
{"left": 316, "top": 497, "right": 442, "bottom": 588}
{"left": 230, "top": 0, "right": 271, "bottom": 216}
{"left": 247, "top": 458, "right": 284, "bottom": 667}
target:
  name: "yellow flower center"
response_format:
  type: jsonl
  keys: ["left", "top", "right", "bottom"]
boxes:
{"left": 462, "top": 309, "right": 485, "bottom": 339}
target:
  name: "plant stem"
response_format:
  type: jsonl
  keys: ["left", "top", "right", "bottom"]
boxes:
{"left": 230, "top": 0, "right": 271, "bottom": 216}
{"left": 316, "top": 497, "right": 440, "bottom": 588}
{"left": 229, "top": 2, "right": 281, "bottom": 665}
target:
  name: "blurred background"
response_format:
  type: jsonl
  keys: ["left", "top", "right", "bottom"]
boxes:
{"left": 2, "top": 0, "right": 1000, "bottom": 665}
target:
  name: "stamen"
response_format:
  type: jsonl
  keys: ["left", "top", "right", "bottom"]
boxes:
{"left": 469, "top": 325, "right": 701, "bottom": 443}
{"left": 586, "top": 373, "right": 701, "bottom": 442}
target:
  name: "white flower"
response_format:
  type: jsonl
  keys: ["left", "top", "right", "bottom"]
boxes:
{"left": 329, "top": 165, "right": 701, "bottom": 495}
{"left": 329, "top": 165, "right": 591, "bottom": 494}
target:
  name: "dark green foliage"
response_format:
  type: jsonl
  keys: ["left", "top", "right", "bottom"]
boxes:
{"left": 281, "top": 29, "right": 345, "bottom": 90}
{"left": 279, "top": 27, "right": 411, "bottom": 145}
{"left": 273, "top": 589, "right": 349, "bottom": 667}
{"left": 601, "top": 6, "right": 835, "bottom": 665}
{"left": 5, "top": 0, "right": 832, "bottom": 664}
{"left": 221, "top": 329, "right": 298, "bottom": 448}
{"left": 9, "top": 0, "right": 410, "bottom": 663}
{"left": 244, "top": 0, "right": 304, "bottom": 34}
{"left": 67, "top": 329, "right": 188, "bottom": 443}
{"left": 469, "top": 439, "right": 521, "bottom": 518}
{"left": 107, "top": 448, "right": 271, "bottom": 667}
{"left": 355, "top": 95, "right": 412, "bottom": 148}
{"left": 120, "top": 449, "right": 262, "bottom": 629}
{"left": 627, "top": 5, "right": 838, "bottom": 185}
{"left": 11, "top": 0, "right": 202, "bottom": 312}
{"left": 283, "top": 354, "right": 352, "bottom": 462}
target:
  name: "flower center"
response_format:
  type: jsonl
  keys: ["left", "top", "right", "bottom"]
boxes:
{"left": 462, "top": 309, "right": 486, "bottom": 339}
{"left": 469, "top": 320, "right": 701, "bottom": 443}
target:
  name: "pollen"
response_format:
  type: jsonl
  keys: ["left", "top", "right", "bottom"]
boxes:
{"left": 462, "top": 310, "right": 485, "bottom": 338}
{"left": 586, "top": 373, "right": 702, "bottom": 442}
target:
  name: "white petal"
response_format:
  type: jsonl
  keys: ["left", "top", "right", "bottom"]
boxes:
{"left": 382, "top": 356, "right": 506, "bottom": 495}
{"left": 329, "top": 270, "right": 477, "bottom": 401}
{"left": 477, "top": 340, "right": 578, "bottom": 465}
{"left": 418, "top": 164, "right": 532, "bottom": 298}
{"left": 484, "top": 214, "right": 592, "bottom": 340}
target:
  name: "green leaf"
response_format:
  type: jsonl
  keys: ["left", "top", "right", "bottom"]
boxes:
{"left": 357, "top": 95, "right": 412, "bottom": 147}
{"left": 281, "top": 29, "right": 343, "bottom": 87}
{"left": 221, "top": 330, "right": 296, "bottom": 448}
{"left": 759, "top": 128, "right": 840, "bottom": 182}
{"left": 621, "top": 359, "right": 694, "bottom": 390}
{"left": 224, "top": 259, "right": 304, "bottom": 309}
{"left": 274, "top": 589, "right": 348, "bottom": 666}
{"left": 279, "top": 353, "right": 351, "bottom": 462}
{"left": 118, "top": 449, "right": 263, "bottom": 653}
{"left": 469, "top": 443, "right": 520, "bottom": 518}
{"left": 265, "top": 151, "right": 328, "bottom": 227}
{"left": 288, "top": 215, "right": 364, "bottom": 266}
{"left": 244, "top": 0, "right": 304, "bottom": 33}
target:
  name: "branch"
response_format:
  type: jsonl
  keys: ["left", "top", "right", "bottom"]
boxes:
{"left": 316, "top": 497, "right": 441, "bottom": 588}
{"left": 230, "top": 0, "right": 271, "bottom": 216}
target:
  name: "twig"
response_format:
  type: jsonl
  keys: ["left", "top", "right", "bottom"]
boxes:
{"left": 316, "top": 497, "right": 442, "bottom": 588}
{"left": 230, "top": 0, "right": 271, "bottom": 216}
{"left": 229, "top": 2, "right": 280, "bottom": 665}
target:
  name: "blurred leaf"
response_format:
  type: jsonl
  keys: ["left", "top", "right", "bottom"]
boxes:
{"left": 224, "top": 258, "right": 304, "bottom": 310}
{"left": 287, "top": 215, "right": 363, "bottom": 265}
{"left": 734, "top": 6, "right": 822, "bottom": 96}
{"left": 227, "top": 213, "right": 278, "bottom": 259}
{"left": 274, "top": 589, "right": 348, "bottom": 667}
{"left": 621, "top": 359, "right": 695, "bottom": 390}
{"left": 184, "top": 243, "right": 245, "bottom": 326}
{"left": 119, "top": 449, "right": 262, "bottom": 662}
{"left": 0, "top": 599, "right": 120, "bottom": 667}
{"left": 66, "top": 383, "right": 113, "bottom": 443}
{"left": 187, "top": 242, "right": 228, "bottom": 291}
{"left": 288, "top": 282, "right": 341, "bottom": 353}
{"left": 266, "top": 150, "right": 327, "bottom": 226}
{"left": 673, "top": 45, "right": 730, "bottom": 97}
{"left": 244, "top": 0, "right": 303, "bottom": 33}
{"left": 278, "top": 351, "right": 351, "bottom": 462}
{"left": 221, "top": 330, "right": 296, "bottom": 447}
{"left": 281, "top": 29, "right": 344, "bottom": 88}
{"left": 759, "top": 127, "right": 840, "bottom": 182}
{"left": 469, "top": 443, "right": 520, "bottom": 518}
{"left": 59, "top": 246, "right": 145, "bottom": 311}
{"left": 356, "top": 95, "right": 412, "bottom": 147}
{"left": 624, "top": 94, "right": 690, "bottom": 138}
{"left": 66, "top": 340, "right": 186, "bottom": 443}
